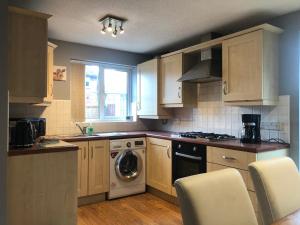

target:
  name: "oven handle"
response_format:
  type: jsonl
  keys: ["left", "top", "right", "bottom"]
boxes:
{"left": 175, "top": 152, "right": 202, "bottom": 161}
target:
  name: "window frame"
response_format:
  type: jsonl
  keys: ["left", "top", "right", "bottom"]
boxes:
{"left": 84, "top": 61, "right": 134, "bottom": 122}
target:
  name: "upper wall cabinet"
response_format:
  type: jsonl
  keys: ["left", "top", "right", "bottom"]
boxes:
{"left": 8, "top": 6, "right": 51, "bottom": 104}
{"left": 222, "top": 29, "right": 281, "bottom": 105}
{"left": 137, "top": 58, "right": 171, "bottom": 119}
{"left": 44, "top": 42, "right": 57, "bottom": 103}
{"left": 160, "top": 53, "right": 197, "bottom": 108}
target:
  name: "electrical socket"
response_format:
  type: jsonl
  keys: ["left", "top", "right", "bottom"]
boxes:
{"left": 261, "top": 122, "right": 282, "bottom": 131}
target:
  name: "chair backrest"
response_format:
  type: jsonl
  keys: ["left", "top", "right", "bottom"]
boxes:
{"left": 174, "top": 168, "right": 258, "bottom": 225}
{"left": 249, "top": 157, "right": 300, "bottom": 225}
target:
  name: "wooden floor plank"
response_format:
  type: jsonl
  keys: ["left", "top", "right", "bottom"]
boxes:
{"left": 78, "top": 193, "right": 183, "bottom": 225}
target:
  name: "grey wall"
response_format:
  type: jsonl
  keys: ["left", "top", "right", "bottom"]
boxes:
{"left": 0, "top": 0, "right": 8, "bottom": 224}
{"left": 269, "top": 11, "right": 300, "bottom": 166}
{"left": 50, "top": 39, "right": 150, "bottom": 100}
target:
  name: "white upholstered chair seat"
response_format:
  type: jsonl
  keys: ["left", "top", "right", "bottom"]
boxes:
{"left": 249, "top": 157, "right": 300, "bottom": 225}
{"left": 175, "top": 168, "right": 258, "bottom": 225}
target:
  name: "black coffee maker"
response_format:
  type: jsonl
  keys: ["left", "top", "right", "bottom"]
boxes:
{"left": 240, "top": 114, "right": 261, "bottom": 144}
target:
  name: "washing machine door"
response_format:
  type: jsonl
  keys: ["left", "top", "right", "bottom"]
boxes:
{"left": 115, "top": 149, "right": 142, "bottom": 181}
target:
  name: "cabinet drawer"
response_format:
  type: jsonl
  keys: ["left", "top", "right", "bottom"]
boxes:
{"left": 209, "top": 147, "right": 255, "bottom": 170}
{"left": 207, "top": 163, "right": 254, "bottom": 191}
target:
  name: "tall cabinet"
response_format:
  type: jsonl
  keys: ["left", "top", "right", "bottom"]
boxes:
{"left": 137, "top": 58, "right": 170, "bottom": 119}
{"left": 222, "top": 29, "right": 281, "bottom": 105}
{"left": 8, "top": 6, "right": 51, "bottom": 103}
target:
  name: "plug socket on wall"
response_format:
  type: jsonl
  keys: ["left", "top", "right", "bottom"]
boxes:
{"left": 261, "top": 122, "right": 281, "bottom": 131}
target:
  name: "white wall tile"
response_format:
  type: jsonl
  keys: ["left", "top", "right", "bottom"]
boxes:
{"left": 155, "top": 81, "right": 291, "bottom": 143}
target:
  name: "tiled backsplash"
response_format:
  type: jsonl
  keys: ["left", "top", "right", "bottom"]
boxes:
{"left": 10, "top": 81, "right": 290, "bottom": 143}
{"left": 10, "top": 100, "right": 148, "bottom": 135}
{"left": 154, "top": 81, "right": 290, "bottom": 143}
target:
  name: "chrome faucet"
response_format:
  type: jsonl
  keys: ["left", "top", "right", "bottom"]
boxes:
{"left": 76, "top": 123, "right": 87, "bottom": 135}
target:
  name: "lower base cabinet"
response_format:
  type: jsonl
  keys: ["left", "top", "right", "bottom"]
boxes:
{"left": 7, "top": 151, "right": 77, "bottom": 225}
{"left": 207, "top": 146, "right": 288, "bottom": 225}
{"left": 146, "top": 137, "right": 172, "bottom": 195}
{"left": 75, "top": 140, "right": 109, "bottom": 197}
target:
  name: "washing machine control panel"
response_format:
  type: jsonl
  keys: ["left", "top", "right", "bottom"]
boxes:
{"left": 110, "top": 138, "right": 146, "bottom": 151}
{"left": 134, "top": 140, "right": 144, "bottom": 146}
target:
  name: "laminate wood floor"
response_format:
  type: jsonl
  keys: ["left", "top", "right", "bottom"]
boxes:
{"left": 78, "top": 193, "right": 183, "bottom": 225}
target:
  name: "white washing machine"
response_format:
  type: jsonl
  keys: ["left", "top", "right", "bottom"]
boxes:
{"left": 108, "top": 138, "right": 146, "bottom": 199}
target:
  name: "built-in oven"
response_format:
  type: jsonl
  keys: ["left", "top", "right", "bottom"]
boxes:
{"left": 172, "top": 140, "right": 206, "bottom": 184}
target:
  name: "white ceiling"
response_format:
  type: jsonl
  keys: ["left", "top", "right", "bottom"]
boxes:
{"left": 9, "top": 0, "right": 300, "bottom": 54}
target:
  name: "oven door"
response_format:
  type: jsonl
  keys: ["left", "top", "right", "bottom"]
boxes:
{"left": 172, "top": 152, "right": 205, "bottom": 183}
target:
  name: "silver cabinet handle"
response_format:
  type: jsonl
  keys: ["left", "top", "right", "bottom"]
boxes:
{"left": 178, "top": 86, "right": 181, "bottom": 99}
{"left": 83, "top": 147, "right": 86, "bottom": 159}
{"left": 222, "top": 155, "right": 236, "bottom": 161}
{"left": 175, "top": 152, "right": 202, "bottom": 161}
{"left": 223, "top": 80, "right": 228, "bottom": 95}
{"left": 167, "top": 145, "right": 171, "bottom": 159}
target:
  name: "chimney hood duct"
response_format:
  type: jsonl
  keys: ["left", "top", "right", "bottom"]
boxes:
{"left": 177, "top": 32, "right": 222, "bottom": 83}
{"left": 177, "top": 57, "right": 221, "bottom": 83}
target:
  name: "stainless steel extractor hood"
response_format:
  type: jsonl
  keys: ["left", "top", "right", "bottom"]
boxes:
{"left": 178, "top": 32, "right": 222, "bottom": 83}
{"left": 178, "top": 48, "right": 222, "bottom": 83}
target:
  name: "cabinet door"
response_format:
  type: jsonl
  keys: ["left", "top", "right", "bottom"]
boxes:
{"left": 160, "top": 54, "right": 183, "bottom": 105}
{"left": 146, "top": 137, "right": 172, "bottom": 194}
{"left": 137, "top": 59, "right": 158, "bottom": 116}
{"left": 8, "top": 7, "right": 49, "bottom": 103}
{"left": 44, "top": 43, "right": 57, "bottom": 103}
{"left": 222, "top": 30, "right": 263, "bottom": 102}
{"left": 74, "top": 142, "right": 89, "bottom": 197}
{"left": 88, "top": 140, "right": 109, "bottom": 195}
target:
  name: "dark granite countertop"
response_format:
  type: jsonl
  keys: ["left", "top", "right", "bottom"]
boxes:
{"left": 58, "top": 131, "right": 289, "bottom": 153}
{"left": 9, "top": 140, "right": 79, "bottom": 156}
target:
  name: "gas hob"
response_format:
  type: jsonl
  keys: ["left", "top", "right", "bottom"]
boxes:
{"left": 179, "top": 132, "right": 236, "bottom": 141}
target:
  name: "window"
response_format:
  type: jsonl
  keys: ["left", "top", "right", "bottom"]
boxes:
{"left": 85, "top": 63, "right": 133, "bottom": 121}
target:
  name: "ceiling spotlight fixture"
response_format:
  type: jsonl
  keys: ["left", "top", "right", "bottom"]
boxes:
{"left": 99, "top": 15, "right": 127, "bottom": 38}
{"left": 101, "top": 25, "right": 106, "bottom": 34}
{"left": 112, "top": 25, "right": 117, "bottom": 37}
{"left": 107, "top": 19, "right": 113, "bottom": 32}
{"left": 119, "top": 22, "right": 124, "bottom": 34}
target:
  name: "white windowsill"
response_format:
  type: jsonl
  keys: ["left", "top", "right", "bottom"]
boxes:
{"left": 81, "top": 119, "right": 136, "bottom": 124}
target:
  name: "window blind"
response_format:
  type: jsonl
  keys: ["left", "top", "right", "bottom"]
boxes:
{"left": 70, "top": 63, "right": 85, "bottom": 122}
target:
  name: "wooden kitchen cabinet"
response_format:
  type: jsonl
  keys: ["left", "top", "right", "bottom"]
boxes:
{"left": 7, "top": 151, "right": 77, "bottom": 225}
{"left": 8, "top": 6, "right": 51, "bottom": 104}
{"left": 74, "top": 140, "right": 109, "bottom": 197}
{"left": 43, "top": 42, "right": 57, "bottom": 103}
{"left": 207, "top": 146, "right": 288, "bottom": 225}
{"left": 75, "top": 141, "right": 89, "bottom": 197}
{"left": 137, "top": 59, "right": 170, "bottom": 119}
{"left": 222, "top": 29, "right": 281, "bottom": 105}
{"left": 88, "top": 140, "right": 109, "bottom": 195}
{"left": 160, "top": 53, "right": 197, "bottom": 107}
{"left": 146, "top": 137, "right": 172, "bottom": 194}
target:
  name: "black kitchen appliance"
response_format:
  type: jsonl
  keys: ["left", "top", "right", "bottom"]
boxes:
{"left": 179, "top": 132, "right": 236, "bottom": 141}
{"left": 9, "top": 118, "right": 46, "bottom": 147}
{"left": 172, "top": 141, "right": 206, "bottom": 184}
{"left": 240, "top": 114, "right": 261, "bottom": 144}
